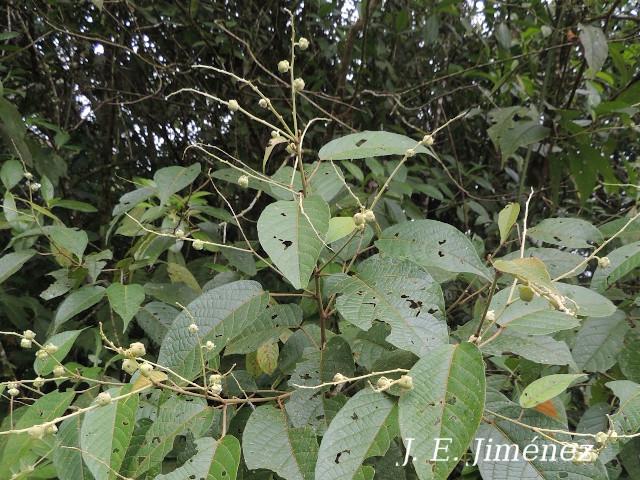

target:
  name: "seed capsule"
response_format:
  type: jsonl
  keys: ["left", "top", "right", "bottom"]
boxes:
{"left": 128, "top": 342, "right": 146, "bottom": 357}
{"left": 33, "top": 377, "right": 45, "bottom": 389}
{"left": 353, "top": 212, "right": 366, "bottom": 226}
{"left": 598, "top": 256, "right": 610, "bottom": 268}
{"left": 23, "top": 330, "right": 36, "bottom": 340}
{"left": 238, "top": 175, "right": 249, "bottom": 188}
{"left": 293, "top": 78, "right": 305, "bottom": 92}
{"left": 228, "top": 99, "right": 240, "bottom": 111}
{"left": 258, "top": 98, "right": 268, "bottom": 108}
{"left": 96, "top": 391, "right": 112, "bottom": 406}
{"left": 20, "top": 338, "right": 32, "bottom": 349}
{"left": 277, "top": 60, "right": 290, "bottom": 73}
{"left": 192, "top": 239, "right": 204, "bottom": 250}
{"left": 363, "top": 210, "right": 376, "bottom": 223}
{"left": 53, "top": 365, "right": 65, "bottom": 378}
{"left": 139, "top": 362, "right": 154, "bottom": 376}
{"left": 122, "top": 358, "right": 138, "bottom": 375}
{"left": 518, "top": 285, "right": 535, "bottom": 302}
{"left": 397, "top": 375, "right": 414, "bottom": 390}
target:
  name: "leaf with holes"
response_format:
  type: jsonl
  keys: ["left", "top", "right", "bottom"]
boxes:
{"left": 399, "top": 342, "right": 485, "bottom": 480}
{"left": 257, "top": 195, "right": 330, "bottom": 290}
{"left": 591, "top": 241, "right": 640, "bottom": 292}
{"left": 319, "top": 131, "right": 431, "bottom": 160}
{"left": 80, "top": 385, "right": 139, "bottom": 480}
{"left": 158, "top": 280, "right": 269, "bottom": 381}
{"left": 155, "top": 435, "right": 240, "bottom": 480}
{"left": 326, "top": 254, "right": 447, "bottom": 356}
{"left": 520, "top": 374, "right": 587, "bottom": 408}
{"left": 607, "top": 380, "right": 640, "bottom": 435}
{"left": 528, "top": 218, "right": 603, "bottom": 248}
{"left": 376, "top": 220, "right": 492, "bottom": 280}
{"left": 243, "top": 405, "right": 319, "bottom": 480}
{"left": 315, "top": 388, "right": 397, "bottom": 480}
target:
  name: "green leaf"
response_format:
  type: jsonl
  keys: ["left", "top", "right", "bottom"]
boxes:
{"left": 167, "top": 261, "right": 202, "bottom": 293}
{"left": 49, "top": 199, "right": 98, "bottom": 213}
{"left": 555, "top": 283, "right": 616, "bottom": 317}
{"left": 244, "top": 405, "right": 319, "bottom": 480}
{"left": 53, "top": 285, "right": 105, "bottom": 330}
{"left": 499, "top": 247, "right": 586, "bottom": 278}
{"left": 520, "top": 374, "right": 587, "bottom": 408}
{"left": 326, "top": 254, "right": 447, "bottom": 356}
{"left": 46, "top": 225, "right": 89, "bottom": 260}
{"left": 256, "top": 339, "right": 279, "bottom": 374}
{"left": 580, "top": 24, "right": 608, "bottom": 78}
{"left": 153, "top": 163, "right": 201, "bottom": 205}
{"left": 607, "top": 380, "right": 640, "bottom": 434}
{"left": 34, "top": 329, "right": 84, "bottom": 375}
{"left": 499, "top": 121, "right": 549, "bottom": 158}
{"left": 135, "top": 302, "right": 178, "bottom": 345}
{"left": 128, "top": 396, "right": 213, "bottom": 477}
{"left": 81, "top": 385, "right": 139, "bottom": 480}
{"left": 483, "top": 331, "right": 574, "bottom": 366}
{"left": 257, "top": 195, "right": 330, "bottom": 289}
{"left": 326, "top": 217, "right": 356, "bottom": 244}
{"left": 112, "top": 187, "right": 154, "bottom": 216}
{"left": 0, "top": 159, "right": 23, "bottom": 189}
{"left": 497, "top": 202, "right": 520, "bottom": 244}
{"left": 225, "top": 303, "right": 302, "bottom": 354}
{"left": 158, "top": 280, "right": 268, "bottom": 381}
{"left": 399, "top": 342, "right": 485, "bottom": 480}
{"left": 315, "top": 389, "right": 396, "bottom": 480}
{"left": 572, "top": 310, "right": 628, "bottom": 372}
{"left": 493, "top": 257, "right": 556, "bottom": 293}
{"left": 319, "top": 131, "right": 430, "bottom": 160}
{"left": 376, "top": 220, "right": 492, "bottom": 280}
{"left": 591, "top": 241, "right": 640, "bottom": 292}
{"left": 107, "top": 283, "right": 145, "bottom": 331}
{"left": 53, "top": 416, "right": 92, "bottom": 480}
{"left": 0, "top": 391, "right": 74, "bottom": 471}
{"left": 154, "top": 436, "right": 240, "bottom": 480}
{"left": 528, "top": 218, "right": 603, "bottom": 248}
{"left": 0, "top": 250, "right": 35, "bottom": 284}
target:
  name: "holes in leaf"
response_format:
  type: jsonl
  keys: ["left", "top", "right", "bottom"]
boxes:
{"left": 280, "top": 212, "right": 287, "bottom": 217}
{"left": 351, "top": 412, "right": 358, "bottom": 421}
{"left": 355, "top": 139, "right": 367, "bottom": 147}
{"left": 438, "top": 251, "right": 445, "bottom": 257}
{"left": 438, "top": 239, "right": 446, "bottom": 245}
{"left": 335, "top": 449, "right": 351, "bottom": 463}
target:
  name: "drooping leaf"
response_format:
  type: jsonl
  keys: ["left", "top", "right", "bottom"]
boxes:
{"left": 80, "top": 385, "right": 139, "bottom": 480}
{"left": 53, "top": 285, "right": 106, "bottom": 330}
{"left": 154, "top": 436, "right": 240, "bottom": 480}
{"left": 153, "top": 163, "right": 201, "bottom": 205}
{"left": 580, "top": 24, "right": 608, "bottom": 78}
{"left": 34, "top": 329, "right": 84, "bottom": 375}
{"left": 0, "top": 250, "right": 35, "bottom": 284}
{"left": 493, "top": 257, "right": 556, "bottom": 293}
{"left": 527, "top": 218, "right": 603, "bottom": 248}
{"left": 315, "top": 389, "right": 397, "bottom": 480}
{"left": 326, "top": 216, "right": 356, "bottom": 244}
{"left": 158, "top": 280, "right": 269, "bottom": 381}
{"left": 257, "top": 195, "right": 330, "bottom": 289}
{"left": 319, "top": 131, "right": 430, "bottom": 161}
{"left": 376, "top": 220, "right": 492, "bottom": 280}
{"left": 106, "top": 282, "right": 145, "bottom": 332}
{"left": 497, "top": 202, "right": 520, "bottom": 244}
{"left": 244, "top": 405, "right": 319, "bottom": 480}
{"left": 499, "top": 247, "right": 586, "bottom": 278}
{"left": 326, "top": 254, "right": 447, "bottom": 356}
{"left": 572, "top": 310, "right": 628, "bottom": 372}
{"left": 591, "top": 241, "right": 640, "bottom": 292}
{"left": 520, "top": 374, "right": 587, "bottom": 408}
{"left": 399, "top": 342, "right": 485, "bottom": 480}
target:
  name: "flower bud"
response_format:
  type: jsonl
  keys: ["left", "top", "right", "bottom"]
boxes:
{"left": 188, "top": 323, "right": 199, "bottom": 334}
{"left": 228, "top": 99, "right": 240, "bottom": 111}
{"left": 376, "top": 376, "right": 392, "bottom": 390}
{"left": 24, "top": 171, "right": 33, "bottom": 180}
{"left": 609, "top": 431, "right": 619, "bottom": 442}
{"left": 122, "top": 358, "right": 138, "bottom": 375}
{"left": 44, "top": 343, "right": 58, "bottom": 355}
{"left": 485, "top": 310, "right": 496, "bottom": 322}
{"left": 277, "top": 60, "right": 290, "bottom": 73}
{"left": 33, "top": 377, "right": 45, "bottom": 389}
{"left": 238, "top": 175, "right": 249, "bottom": 188}
{"left": 139, "top": 362, "right": 154, "bottom": 376}
{"left": 20, "top": 338, "right": 32, "bottom": 349}
{"left": 204, "top": 340, "right": 215, "bottom": 351}
{"left": 422, "top": 134, "right": 434, "bottom": 146}
{"left": 598, "top": 256, "right": 610, "bottom": 268}
{"left": 353, "top": 212, "right": 366, "bottom": 226}
{"left": 96, "top": 391, "right": 112, "bottom": 406}
{"left": 53, "top": 365, "right": 65, "bottom": 378}
{"left": 128, "top": 342, "right": 146, "bottom": 357}
{"left": 209, "top": 383, "right": 223, "bottom": 395}
{"left": 45, "top": 424, "right": 58, "bottom": 435}
{"left": 363, "top": 210, "right": 376, "bottom": 223}
{"left": 175, "top": 228, "right": 186, "bottom": 238}
{"left": 293, "top": 78, "right": 305, "bottom": 92}
{"left": 28, "top": 425, "right": 45, "bottom": 440}
{"left": 594, "top": 432, "right": 608, "bottom": 445}
{"left": 258, "top": 98, "right": 269, "bottom": 108}
{"left": 36, "top": 349, "right": 47, "bottom": 359}
{"left": 8, "top": 387, "right": 19, "bottom": 397}
{"left": 286, "top": 143, "right": 296, "bottom": 154}
{"left": 209, "top": 374, "right": 223, "bottom": 385}
{"left": 271, "top": 130, "right": 280, "bottom": 138}
{"left": 298, "top": 37, "right": 309, "bottom": 50}
{"left": 30, "top": 182, "right": 41, "bottom": 192}
{"left": 23, "top": 330, "right": 36, "bottom": 340}
{"left": 405, "top": 148, "right": 416, "bottom": 158}
{"left": 333, "top": 373, "right": 348, "bottom": 383}
{"left": 397, "top": 375, "right": 414, "bottom": 390}
{"left": 192, "top": 239, "right": 204, "bottom": 251}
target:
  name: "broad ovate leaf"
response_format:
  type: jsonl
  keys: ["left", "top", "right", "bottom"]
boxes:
{"left": 607, "top": 380, "right": 640, "bottom": 435}
{"left": 326, "top": 254, "right": 447, "bottom": 356}
{"left": 591, "top": 241, "right": 640, "bottom": 292}
{"left": 257, "top": 195, "right": 330, "bottom": 289}
{"left": 572, "top": 310, "right": 629, "bottom": 372}
{"left": 319, "top": 131, "right": 430, "bottom": 160}
{"left": 153, "top": 162, "right": 201, "bottom": 205}
{"left": 158, "top": 280, "right": 268, "bottom": 381}
{"left": 34, "top": 329, "right": 84, "bottom": 375}
{"left": 0, "top": 249, "right": 35, "bottom": 284}
{"left": 493, "top": 257, "right": 556, "bottom": 293}
{"left": 519, "top": 374, "right": 587, "bottom": 409}
{"left": 527, "top": 218, "right": 603, "bottom": 248}
{"left": 244, "top": 405, "right": 319, "bottom": 480}
{"left": 315, "top": 389, "right": 396, "bottom": 480}
{"left": 399, "top": 342, "right": 485, "bottom": 480}
{"left": 326, "top": 216, "right": 356, "bottom": 244}
{"left": 106, "top": 282, "right": 145, "bottom": 332}
{"left": 80, "top": 385, "right": 139, "bottom": 480}
{"left": 579, "top": 24, "right": 608, "bottom": 78}
{"left": 155, "top": 436, "right": 240, "bottom": 480}
{"left": 53, "top": 285, "right": 105, "bottom": 330}
{"left": 376, "top": 220, "right": 492, "bottom": 280}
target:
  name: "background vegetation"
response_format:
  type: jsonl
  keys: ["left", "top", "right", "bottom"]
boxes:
{"left": 0, "top": 1, "right": 639, "bottom": 479}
